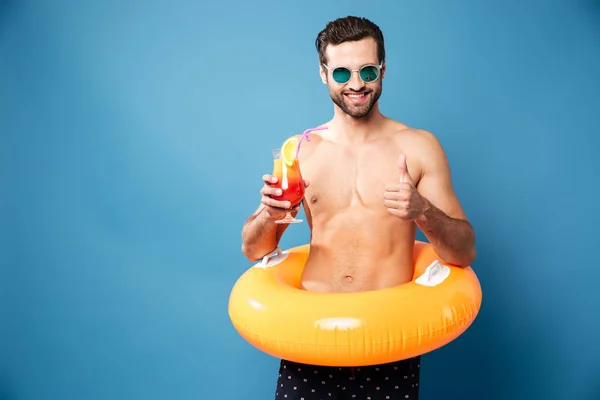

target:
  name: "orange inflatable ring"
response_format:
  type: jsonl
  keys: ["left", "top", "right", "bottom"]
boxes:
{"left": 228, "top": 241, "right": 482, "bottom": 367}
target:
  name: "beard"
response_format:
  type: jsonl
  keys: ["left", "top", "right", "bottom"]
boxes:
{"left": 329, "top": 85, "right": 382, "bottom": 119}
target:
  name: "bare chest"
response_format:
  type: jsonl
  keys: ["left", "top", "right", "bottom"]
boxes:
{"left": 301, "top": 145, "right": 410, "bottom": 212}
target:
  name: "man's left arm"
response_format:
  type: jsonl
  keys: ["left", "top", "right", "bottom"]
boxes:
{"left": 412, "top": 131, "right": 476, "bottom": 267}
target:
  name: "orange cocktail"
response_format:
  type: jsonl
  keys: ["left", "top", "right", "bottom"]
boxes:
{"left": 271, "top": 137, "right": 305, "bottom": 224}
{"left": 271, "top": 157, "right": 305, "bottom": 206}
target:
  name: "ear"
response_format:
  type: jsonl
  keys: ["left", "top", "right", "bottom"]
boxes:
{"left": 381, "top": 61, "right": 386, "bottom": 80}
{"left": 319, "top": 64, "right": 327, "bottom": 84}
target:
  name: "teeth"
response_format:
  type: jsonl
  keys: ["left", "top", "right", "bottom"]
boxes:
{"left": 347, "top": 94, "right": 365, "bottom": 98}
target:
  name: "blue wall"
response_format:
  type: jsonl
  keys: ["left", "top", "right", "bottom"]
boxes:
{"left": 2, "top": 0, "right": 599, "bottom": 399}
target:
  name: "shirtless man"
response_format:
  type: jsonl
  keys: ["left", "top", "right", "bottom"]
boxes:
{"left": 241, "top": 16, "right": 476, "bottom": 400}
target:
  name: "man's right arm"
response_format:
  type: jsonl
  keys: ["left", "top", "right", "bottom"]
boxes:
{"left": 241, "top": 204, "right": 298, "bottom": 262}
{"left": 241, "top": 173, "right": 306, "bottom": 262}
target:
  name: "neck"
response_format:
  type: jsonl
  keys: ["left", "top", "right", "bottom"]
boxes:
{"left": 329, "top": 102, "right": 385, "bottom": 143}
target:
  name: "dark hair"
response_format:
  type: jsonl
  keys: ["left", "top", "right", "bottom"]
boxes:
{"left": 315, "top": 16, "right": 385, "bottom": 65}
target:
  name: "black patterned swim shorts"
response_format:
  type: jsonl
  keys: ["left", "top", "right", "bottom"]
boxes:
{"left": 274, "top": 357, "right": 420, "bottom": 399}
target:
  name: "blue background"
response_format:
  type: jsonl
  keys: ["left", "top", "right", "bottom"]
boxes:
{"left": 2, "top": 0, "right": 600, "bottom": 399}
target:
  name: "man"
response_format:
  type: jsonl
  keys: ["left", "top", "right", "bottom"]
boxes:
{"left": 241, "top": 15, "right": 476, "bottom": 400}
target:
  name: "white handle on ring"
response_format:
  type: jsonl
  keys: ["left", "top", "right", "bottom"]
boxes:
{"left": 415, "top": 260, "right": 451, "bottom": 287}
{"left": 261, "top": 247, "right": 282, "bottom": 266}
{"left": 254, "top": 247, "right": 288, "bottom": 269}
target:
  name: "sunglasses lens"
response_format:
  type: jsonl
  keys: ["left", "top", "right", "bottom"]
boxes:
{"left": 360, "top": 66, "right": 379, "bottom": 82}
{"left": 332, "top": 68, "right": 351, "bottom": 84}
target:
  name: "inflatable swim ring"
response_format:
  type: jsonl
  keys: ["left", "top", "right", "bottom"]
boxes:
{"left": 228, "top": 241, "right": 482, "bottom": 367}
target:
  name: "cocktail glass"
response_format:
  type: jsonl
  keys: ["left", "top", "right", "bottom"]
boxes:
{"left": 270, "top": 147, "right": 305, "bottom": 224}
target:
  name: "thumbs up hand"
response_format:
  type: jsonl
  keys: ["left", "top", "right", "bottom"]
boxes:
{"left": 384, "top": 154, "right": 426, "bottom": 220}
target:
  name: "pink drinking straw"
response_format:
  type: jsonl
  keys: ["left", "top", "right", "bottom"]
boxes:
{"left": 295, "top": 126, "right": 329, "bottom": 158}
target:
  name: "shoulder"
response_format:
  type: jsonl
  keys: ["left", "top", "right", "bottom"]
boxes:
{"left": 390, "top": 123, "right": 441, "bottom": 145}
{"left": 389, "top": 125, "right": 449, "bottom": 175}
{"left": 391, "top": 125, "right": 446, "bottom": 155}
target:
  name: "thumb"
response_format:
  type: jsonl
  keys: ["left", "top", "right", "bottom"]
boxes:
{"left": 397, "top": 154, "right": 413, "bottom": 183}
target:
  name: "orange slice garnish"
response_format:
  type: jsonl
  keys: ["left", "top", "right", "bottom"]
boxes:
{"left": 280, "top": 136, "right": 299, "bottom": 167}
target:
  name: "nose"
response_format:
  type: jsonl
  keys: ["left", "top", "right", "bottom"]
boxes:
{"left": 347, "top": 70, "right": 365, "bottom": 91}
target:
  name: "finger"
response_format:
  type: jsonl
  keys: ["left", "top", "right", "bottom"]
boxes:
{"left": 262, "top": 199, "right": 291, "bottom": 210}
{"left": 383, "top": 191, "right": 403, "bottom": 201}
{"left": 386, "top": 183, "right": 414, "bottom": 192}
{"left": 383, "top": 199, "right": 398, "bottom": 209}
{"left": 262, "top": 174, "right": 278, "bottom": 184}
{"left": 386, "top": 205, "right": 412, "bottom": 218}
{"left": 383, "top": 196, "right": 409, "bottom": 209}
{"left": 260, "top": 186, "right": 283, "bottom": 197}
{"left": 385, "top": 184, "right": 401, "bottom": 192}
{"left": 397, "top": 154, "right": 413, "bottom": 184}
{"left": 384, "top": 199, "right": 408, "bottom": 209}
{"left": 386, "top": 207, "right": 408, "bottom": 218}
{"left": 262, "top": 197, "right": 291, "bottom": 209}
{"left": 303, "top": 179, "right": 310, "bottom": 188}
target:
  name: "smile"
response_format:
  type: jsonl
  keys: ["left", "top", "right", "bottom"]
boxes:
{"left": 344, "top": 92, "right": 369, "bottom": 103}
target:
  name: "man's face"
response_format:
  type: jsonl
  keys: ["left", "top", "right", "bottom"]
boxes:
{"left": 320, "top": 37, "right": 385, "bottom": 119}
